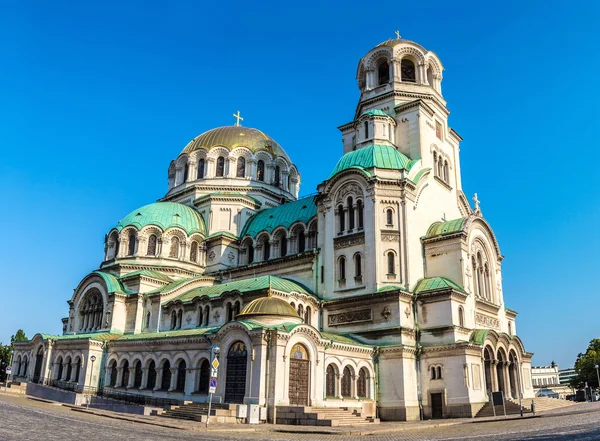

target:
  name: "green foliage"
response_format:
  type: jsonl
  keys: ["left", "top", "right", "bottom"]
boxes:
{"left": 10, "top": 329, "right": 28, "bottom": 344}
{"left": 0, "top": 343, "right": 11, "bottom": 382}
{"left": 570, "top": 338, "right": 600, "bottom": 389}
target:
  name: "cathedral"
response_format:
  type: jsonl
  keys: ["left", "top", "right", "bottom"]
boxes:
{"left": 12, "top": 36, "right": 535, "bottom": 422}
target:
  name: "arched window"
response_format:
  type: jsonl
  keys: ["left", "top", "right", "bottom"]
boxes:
{"left": 437, "top": 156, "right": 444, "bottom": 179}
{"left": 109, "top": 361, "right": 117, "bottom": 387}
{"left": 443, "top": 160, "right": 449, "bottom": 183}
{"left": 236, "top": 157, "right": 245, "bottom": 177}
{"left": 134, "top": 361, "right": 142, "bottom": 388}
{"left": 357, "top": 368, "right": 368, "bottom": 398}
{"left": 147, "top": 234, "right": 157, "bottom": 256}
{"left": 197, "top": 308, "right": 203, "bottom": 327}
{"left": 226, "top": 303, "right": 233, "bottom": 322}
{"left": 198, "top": 360, "right": 210, "bottom": 393}
{"left": 484, "top": 263, "right": 491, "bottom": 301}
{"left": 176, "top": 360, "right": 186, "bottom": 392}
{"left": 338, "top": 204, "right": 345, "bottom": 233}
{"left": 472, "top": 256, "right": 479, "bottom": 297}
{"left": 169, "top": 237, "right": 180, "bottom": 258}
{"left": 458, "top": 306, "right": 465, "bottom": 328}
{"left": 262, "top": 236, "right": 270, "bottom": 261}
{"left": 477, "top": 253, "right": 484, "bottom": 299}
{"left": 431, "top": 366, "right": 437, "bottom": 379}
{"left": 184, "top": 163, "right": 189, "bottom": 182}
{"left": 298, "top": 231, "right": 306, "bottom": 253}
{"left": 257, "top": 160, "right": 265, "bottom": 181}
{"left": 197, "top": 158, "right": 205, "bottom": 179}
{"left": 190, "top": 241, "right": 198, "bottom": 263}
{"left": 204, "top": 305, "right": 210, "bottom": 326}
{"left": 433, "top": 151, "right": 438, "bottom": 176}
{"left": 80, "top": 290, "right": 103, "bottom": 332}
{"left": 508, "top": 321, "right": 513, "bottom": 336}
{"left": 401, "top": 59, "right": 416, "bottom": 82}
{"left": 339, "top": 256, "right": 346, "bottom": 280}
{"left": 56, "top": 357, "right": 63, "bottom": 381}
{"left": 364, "top": 121, "right": 369, "bottom": 139}
{"left": 357, "top": 200, "right": 364, "bottom": 229}
{"left": 326, "top": 364, "right": 336, "bottom": 397}
{"left": 347, "top": 197, "right": 355, "bottom": 230}
{"left": 437, "top": 366, "right": 442, "bottom": 379}
{"left": 216, "top": 156, "right": 225, "bottom": 177}
{"left": 341, "top": 366, "right": 353, "bottom": 397}
{"left": 297, "top": 304, "right": 304, "bottom": 320}
{"left": 146, "top": 311, "right": 151, "bottom": 328}
{"left": 427, "top": 67, "right": 433, "bottom": 86}
{"left": 122, "top": 360, "right": 130, "bottom": 388}
{"left": 161, "top": 360, "right": 171, "bottom": 390}
{"left": 248, "top": 243, "right": 254, "bottom": 264}
{"left": 386, "top": 208, "right": 393, "bottom": 226}
{"left": 354, "top": 253, "right": 362, "bottom": 278}
{"left": 128, "top": 231, "right": 136, "bottom": 256}
{"left": 304, "top": 306, "right": 311, "bottom": 325}
{"left": 177, "top": 310, "right": 183, "bottom": 329}
{"left": 147, "top": 361, "right": 157, "bottom": 389}
{"left": 274, "top": 165, "right": 281, "bottom": 187}
{"left": 74, "top": 357, "right": 81, "bottom": 383}
{"left": 387, "top": 252, "right": 395, "bottom": 275}
{"left": 377, "top": 60, "right": 390, "bottom": 85}
{"left": 171, "top": 311, "right": 177, "bottom": 330}
{"left": 279, "top": 235, "right": 287, "bottom": 257}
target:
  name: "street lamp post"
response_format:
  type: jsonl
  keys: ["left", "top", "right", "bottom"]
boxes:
{"left": 86, "top": 355, "right": 97, "bottom": 409}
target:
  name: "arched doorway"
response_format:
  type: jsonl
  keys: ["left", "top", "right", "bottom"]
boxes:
{"left": 325, "top": 364, "right": 337, "bottom": 397}
{"left": 357, "top": 368, "right": 368, "bottom": 398}
{"left": 176, "top": 360, "right": 186, "bottom": 392}
{"left": 496, "top": 350, "right": 506, "bottom": 396}
{"left": 198, "top": 359, "right": 210, "bottom": 394}
{"left": 161, "top": 360, "right": 171, "bottom": 390}
{"left": 483, "top": 347, "right": 493, "bottom": 395}
{"left": 508, "top": 352, "right": 518, "bottom": 399}
{"left": 342, "top": 366, "right": 354, "bottom": 398}
{"left": 224, "top": 342, "right": 247, "bottom": 403}
{"left": 122, "top": 360, "right": 130, "bottom": 388}
{"left": 33, "top": 346, "right": 44, "bottom": 383}
{"left": 288, "top": 344, "right": 310, "bottom": 406}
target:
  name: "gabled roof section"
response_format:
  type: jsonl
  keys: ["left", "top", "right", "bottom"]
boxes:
{"left": 413, "top": 276, "right": 465, "bottom": 294}
{"left": 36, "top": 332, "right": 122, "bottom": 342}
{"left": 360, "top": 109, "right": 390, "bottom": 118}
{"left": 241, "top": 195, "right": 317, "bottom": 238}
{"left": 120, "top": 270, "right": 173, "bottom": 283}
{"left": 172, "top": 275, "right": 313, "bottom": 304}
{"left": 426, "top": 218, "right": 466, "bottom": 238}
{"left": 329, "top": 144, "right": 414, "bottom": 179}
{"left": 116, "top": 327, "right": 218, "bottom": 341}
{"left": 92, "top": 271, "right": 133, "bottom": 295}
{"left": 115, "top": 202, "right": 206, "bottom": 235}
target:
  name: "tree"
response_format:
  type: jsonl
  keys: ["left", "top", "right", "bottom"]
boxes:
{"left": 0, "top": 343, "right": 11, "bottom": 382}
{"left": 10, "top": 329, "right": 28, "bottom": 344}
{"left": 569, "top": 338, "right": 600, "bottom": 389}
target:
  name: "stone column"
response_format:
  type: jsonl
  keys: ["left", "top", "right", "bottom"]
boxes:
{"left": 491, "top": 360, "right": 498, "bottom": 392}
{"left": 169, "top": 368, "right": 178, "bottom": 391}
{"left": 127, "top": 367, "right": 136, "bottom": 389}
{"left": 104, "top": 367, "right": 112, "bottom": 387}
{"left": 154, "top": 369, "right": 162, "bottom": 391}
{"left": 503, "top": 362, "right": 511, "bottom": 398}
{"left": 70, "top": 363, "right": 78, "bottom": 382}
{"left": 140, "top": 367, "right": 149, "bottom": 389}
{"left": 116, "top": 367, "right": 124, "bottom": 388}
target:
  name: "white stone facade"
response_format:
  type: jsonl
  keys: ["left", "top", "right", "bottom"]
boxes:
{"left": 12, "top": 36, "right": 534, "bottom": 421}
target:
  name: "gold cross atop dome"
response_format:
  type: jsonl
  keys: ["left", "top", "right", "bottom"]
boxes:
{"left": 395, "top": 30, "right": 401, "bottom": 39}
{"left": 233, "top": 110, "right": 243, "bottom": 126}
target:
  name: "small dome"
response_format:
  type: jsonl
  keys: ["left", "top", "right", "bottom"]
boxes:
{"left": 115, "top": 202, "right": 206, "bottom": 235}
{"left": 236, "top": 297, "right": 300, "bottom": 319}
{"left": 329, "top": 144, "right": 416, "bottom": 179}
{"left": 182, "top": 126, "right": 291, "bottom": 163}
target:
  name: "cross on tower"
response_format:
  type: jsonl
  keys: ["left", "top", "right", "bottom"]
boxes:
{"left": 233, "top": 110, "right": 243, "bottom": 126}
{"left": 473, "top": 193, "right": 481, "bottom": 213}
{"left": 395, "top": 30, "right": 401, "bottom": 39}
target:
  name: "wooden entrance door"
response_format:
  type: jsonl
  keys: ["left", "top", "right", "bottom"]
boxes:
{"left": 288, "top": 344, "right": 309, "bottom": 406}
{"left": 224, "top": 342, "right": 247, "bottom": 404}
{"left": 431, "top": 393, "right": 443, "bottom": 419}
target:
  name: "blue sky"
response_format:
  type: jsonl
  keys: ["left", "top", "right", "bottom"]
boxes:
{"left": 0, "top": 1, "right": 598, "bottom": 368}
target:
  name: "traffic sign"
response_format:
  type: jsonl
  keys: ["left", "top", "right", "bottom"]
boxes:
{"left": 209, "top": 377, "right": 217, "bottom": 388}
{"left": 209, "top": 385, "right": 216, "bottom": 394}
{"left": 5, "top": 367, "right": 12, "bottom": 373}
{"left": 211, "top": 358, "right": 219, "bottom": 370}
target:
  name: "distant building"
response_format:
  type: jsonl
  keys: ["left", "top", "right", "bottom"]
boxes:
{"left": 559, "top": 368, "right": 577, "bottom": 385}
{"left": 531, "top": 362, "right": 573, "bottom": 399}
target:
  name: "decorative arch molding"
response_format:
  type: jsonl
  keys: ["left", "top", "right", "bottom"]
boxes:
{"left": 395, "top": 46, "right": 426, "bottom": 64}
{"left": 322, "top": 168, "right": 371, "bottom": 196}
{"left": 206, "top": 146, "right": 231, "bottom": 159}
{"left": 332, "top": 180, "right": 367, "bottom": 205}
{"left": 465, "top": 216, "right": 503, "bottom": 261}
{"left": 365, "top": 48, "right": 393, "bottom": 70}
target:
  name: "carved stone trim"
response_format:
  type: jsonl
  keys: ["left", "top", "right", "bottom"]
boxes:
{"left": 328, "top": 309, "right": 372, "bottom": 326}
{"left": 333, "top": 232, "right": 365, "bottom": 250}
{"left": 475, "top": 312, "right": 500, "bottom": 329}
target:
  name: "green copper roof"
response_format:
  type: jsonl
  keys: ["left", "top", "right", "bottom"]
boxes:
{"left": 360, "top": 109, "right": 390, "bottom": 117}
{"left": 115, "top": 202, "right": 206, "bottom": 235}
{"left": 92, "top": 271, "right": 132, "bottom": 295}
{"left": 329, "top": 144, "right": 413, "bottom": 179}
{"left": 320, "top": 331, "right": 369, "bottom": 346}
{"left": 206, "top": 231, "right": 239, "bottom": 240}
{"left": 377, "top": 285, "right": 403, "bottom": 293}
{"left": 120, "top": 270, "right": 173, "bottom": 283}
{"left": 174, "top": 275, "right": 313, "bottom": 303}
{"left": 426, "top": 218, "right": 466, "bottom": 238}
{"left": 241, "top": 195, "right": 317, "bottom": 238}
{"left": 410, "top": 167, "right": 430, "bottom": 185}
{"left": 37, "top": 332, "right": 122, "bottom": 342}
{"left": 116, "top": 328, "right": 218, "bottom": 341}
{"left": 413, "top": 276, "right": 465, "bottom": 294}
{"left": 147, "top": 277, "right": 194, "bottom": 295}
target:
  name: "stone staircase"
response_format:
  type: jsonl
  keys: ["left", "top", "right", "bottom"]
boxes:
{"left": 157, "top": 402, "right": 241, "bottom": 424}
{"left": 475, "top": 396, "right": 575, "bottom": 418}
{"left": 276, "top": 406, "right": 380, "bottom": 426}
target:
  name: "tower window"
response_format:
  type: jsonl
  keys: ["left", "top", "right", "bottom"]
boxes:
{"left": 364, "top": 121, "right": 369, "bottom": 139}
{"left": 274, "top": 165, "right": 281, "bottom": 187}
{"left": 257, "top": 160, "right": 265, "bottom": 181}
{"left": 377, "top": 60, "right": 390, "bottom": 85}
{"left": 348, "top": 197, "right": 354, "bottom": 230}
{"left": 236, "top": 157, "right": 245, "bottom": 177}
{"left": 387, "top": 251, "right": 395, "bottom": 275}
{"left": 216, "top": 156, "right": 225, "bottom": 177}
{"left": 280, "top": 235, "right": 287, "bottom": 257}
{"left": 357, "top": 200, "right": 364, "bottom": 229}
{"left": 298, "top": 231, "right": 306, "bottom": 253}
{"left": 354, "top": 253, "right": 362, "bottom": 278}
{"left": 197, "top": 159, "right": 205, "bottom": 179}
{"left": 401, "top": 59, "right": 416, "bottom": 83}
{"left": 184, "top": 163, "right": 189, "bottom": 182}
{"left": 147, "top": 234, "right": 157, "bottom": 256}
{"left": 386, "top": 208, "right": 393, "bottom": 226}
{"left": 339, "top": 256, "right": 346, "bottom": 280}
{"left": 338, "top": 204, "right": 345, "bottom": 233}
{"left": 128, "top": 232, "right": 136, "bottom": 256}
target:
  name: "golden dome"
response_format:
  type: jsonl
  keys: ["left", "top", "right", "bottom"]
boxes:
{"left": 182, "top": 126, "right": 291, "bottom": 162}
{"left": 236, "top": 297, "right": 299, "bottom": 319}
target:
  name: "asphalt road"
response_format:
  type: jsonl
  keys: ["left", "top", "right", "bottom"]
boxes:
{"left": 1, "top": 395, "right": 599, "bottom": 441}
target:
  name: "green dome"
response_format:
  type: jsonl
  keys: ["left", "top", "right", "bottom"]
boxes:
{"left": 329, "top": 144, "right": 416, "bottom": 179}
{"left": 115, "top": 202, "right": 206, "bottom": 235}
